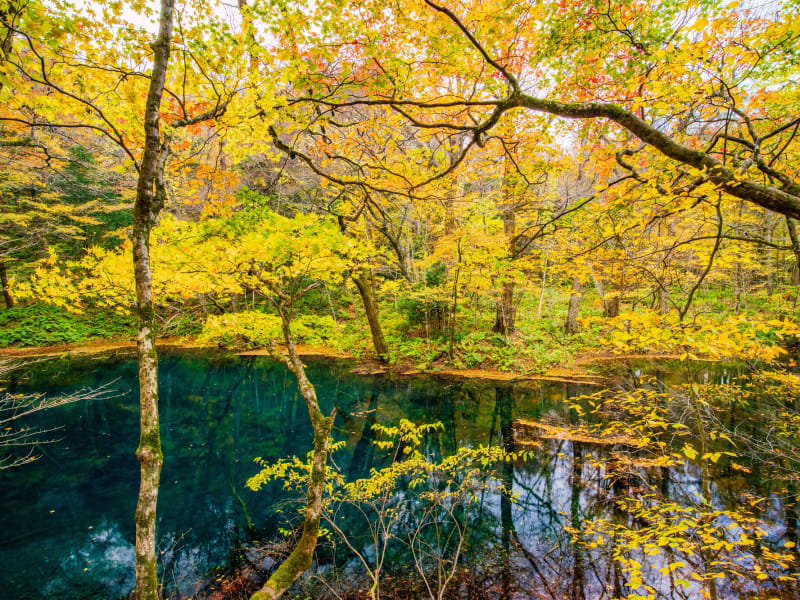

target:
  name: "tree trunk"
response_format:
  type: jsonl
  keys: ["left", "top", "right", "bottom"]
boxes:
{"left": 604, "top": 294, "right": 619, "bottom": 318}
{"left": 766, "top": 229, "right": 775, "bottom": 296}
{"left": 0, "top": 1, "right": 22, "bottom": 61}
{"left": 0, "top": 261, "right": 13, "bottom": 308}
{"left": 787, "top": 217, "right": 800, "bottom": 286}
{"left": 658, "top": 284, "right": 670, "bottom": 315}
{"left": 734, "top": 264, "right": 742, "bottom": 314}
{"left": 352, "top": 267, "right": 389, "bottom": 361}
{"left": 449, "top": 243, "right": 461, "bottom": 360}
{"left": 493, "top": 281, "right": 515, "bottom": 335}
{"left": 251, "top": 313, "right": 336, "bottom": 600}
{"left": 493, "top": 207, "right": 516, "bottom": 335}
{"left": 565, "top": 276, "right": 581, "bottom": 334}
{"left": 536, "top": 255, "right": 548, "bottom": 319}
{"left": 132, "top": 2, "right": 174, "bottom": 599}
{"left": 786, "top": 475, "right": 800, "bottom": 581}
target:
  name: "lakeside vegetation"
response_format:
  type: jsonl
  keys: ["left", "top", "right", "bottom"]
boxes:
{"left": 3, "top": 281, "right": 798, "bottom": 374}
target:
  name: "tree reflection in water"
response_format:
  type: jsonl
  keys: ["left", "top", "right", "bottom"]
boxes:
{"left": 0, "top": 353, "right": 796, "bottom": 599}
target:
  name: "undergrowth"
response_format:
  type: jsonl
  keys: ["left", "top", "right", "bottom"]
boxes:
{"left": 0, "top": 303, "right": 135, "bottom": 347}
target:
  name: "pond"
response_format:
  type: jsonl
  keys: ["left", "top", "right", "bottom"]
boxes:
{"left": 0, "top": 351, "right": 796, "bottom": 599}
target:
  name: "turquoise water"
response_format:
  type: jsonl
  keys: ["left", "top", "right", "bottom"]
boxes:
{"left": 0, "top": 352, "right": 793, "bottom": 599}
{"left": 0, "top": 352, "right": 597, "bottom": 599}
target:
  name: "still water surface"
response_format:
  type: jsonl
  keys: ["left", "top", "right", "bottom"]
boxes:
{"left": 0, "top": 352, "right": 787, "bottom": 599}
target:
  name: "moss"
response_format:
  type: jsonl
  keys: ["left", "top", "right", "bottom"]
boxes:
{"left": 136, "top": 562, "right": 160, "bottom": 600}
{"left": 249, "top": 536, "right": 317, "bottom": 599}
{"left": 137, "top": 426, "right": 164, "bottom": 457}
{"left": 248, "top": 413, "right": 334, "bottom": 600}
{"left": 249, "top": 589, "right": 275, "bottom": 600}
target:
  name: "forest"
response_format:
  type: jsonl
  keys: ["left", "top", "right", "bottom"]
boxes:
{"left": 1, "top": 0, "right": 800, "bottom": 599}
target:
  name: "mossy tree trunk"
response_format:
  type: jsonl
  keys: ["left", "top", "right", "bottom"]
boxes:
{"left": 353, "top": 267, "right": 389, "bottom": 361}
{"left": 132, "top": 1, "right": 174, "bottom": 599}
{"left": 250, "top": 309, "right": 336, "bottom": 600}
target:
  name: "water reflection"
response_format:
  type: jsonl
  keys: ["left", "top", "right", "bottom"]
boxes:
{"left": 0, "top": 353, "right": 793, "bottom": 599}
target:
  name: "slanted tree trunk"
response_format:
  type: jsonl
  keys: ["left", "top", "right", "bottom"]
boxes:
{"left": 565, "top": 276, "right": 581, "bottom": 334}
{"left": 250, "top": 312, "right": 336, "bottom": 600}
{"left": 132, "top": 2, "right": 174, "bottom": 599}
{"left": 0, "top": 261, "right": 13, "bottom": 308}
{"left": 493, "top": 208, "right": 516, "bottom": 335}
{"left": 352, "top": 267, "right": 389, "bottom": 361}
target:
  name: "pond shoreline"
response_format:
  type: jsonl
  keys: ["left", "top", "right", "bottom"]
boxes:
{"left": 0, "top": 336, "right": 692, "bottom": 385}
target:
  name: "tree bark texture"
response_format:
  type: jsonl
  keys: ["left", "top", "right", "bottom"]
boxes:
{"left": 565, "top": 276, "right": 581, "bottom": 335}
{"left": 250, "top": 313, "right": 336, "bottom": 600}
{"left": 353, "top": 267, "right": 389, "bottom": 361}
{"left": 133, "top": 1, "right": 174, "bottom": 599}
{"left": 787, "top": 217, "right": 800, "bottom": 286}
{"left": 493, "top": 204, "right": 516, "bottom": 335}
{"left": 493, "top": 281, "right": 515, "bottom": 335}
{"left": 0, "top": 261, "right": 13, "bottom": 308}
